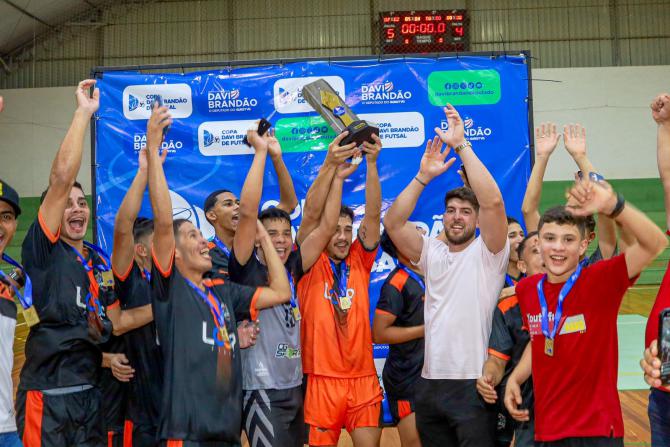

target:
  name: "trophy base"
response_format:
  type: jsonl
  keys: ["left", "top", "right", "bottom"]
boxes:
{"left": 341, "top": 120, "right": 379, "bottom": 149}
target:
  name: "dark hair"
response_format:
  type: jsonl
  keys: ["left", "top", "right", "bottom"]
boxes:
{"left": 258, "top": 207, "right": 291, "bottom": 226}
{"left": 507, "top": 216, "right": 520, "bottom": 226}
{"left": 379, "top": 230, "right": 398, "bottom": 259}
{"left": 40, "top": 181, "right": 85, "bottom": 204}
{"left": 203, "top": 189, "right": 233, "bottom": 214}
{"left": 538, "top": 206, "right": 588, "bottom": 238}
{"left": 585, "top": 214, "right": 596, "bottom": 234}
{"left": 444, "top": 187, "right": 479, "bottom": 212}
{"left": 517, "top": 230, "right": 539, "bottom": 260}
{"left": 340, "top": 205, "right": 354, "bottom": 223}
{"left": 172, "top": 218, "right": 191, "bottom": 238}
{"left": 133, "top": 217, "right": 154, "bottom": 244}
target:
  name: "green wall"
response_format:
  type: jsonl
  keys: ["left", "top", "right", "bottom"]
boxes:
{"left": 3, "top": 179, "right": 667, "bottom": 284}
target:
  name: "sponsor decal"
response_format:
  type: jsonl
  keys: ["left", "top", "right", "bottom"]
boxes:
{"left": 358, "top": 112, "right": 424, "bottom": 149}
{"left": 133, "top": 133, "right": 184, "bottom": 153}
{"left": 440, "top": 115, "right": 493, "bottom": 142}
{"left": 206, "top": 87, "right": 259, "bottom": 113}
{"left": 273, "top": 76, "right": 345, "bottom": 114}
{"left": 427, "top": 69, "right": 501, "bottom": 106}
{"left": 360, "top": 80, "right": 413, "bottom": 104}
{"left": 123, "top": 83, "right": 193, "bottom": 119}
{"left": 197, "top": 120, "right": 257, "bottom": 156}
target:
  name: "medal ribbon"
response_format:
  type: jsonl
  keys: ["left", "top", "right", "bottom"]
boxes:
{"left": 141, "top": 267, "right": 151, "bottom": 283}
{"left": 0, "top": 253, "right": 33, "bottom": 309}
{"left": 397, "top": 263, "right": 425, "bottom": 291}
{"left": 329, "top": 259, "right": 350, "bottom": 306}
{"left": 536, "top": 262, "right": 583, "bottom": 342}
{"left": 69, "top": 243, "right": 111, "bottom": 318}
{"left": 211, "top": 236, "right": 231, "bottom": 259}
{"left": 184, "top": 279, "right": 230, "bottom": 350}
{"left": 286, "top": 268, "right": 299, "bottom": 312}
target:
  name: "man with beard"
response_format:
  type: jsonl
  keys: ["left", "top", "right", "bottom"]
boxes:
{"left": 229, "top": 128, "right": 362, "bottom": 447}
{"left": 383, "top": 104, "right": 510, "bottom": 447}
{"left": 16, "top": 80, "right": 146, "bottom": 447}
{"left": 204, "top": 129, "right": 298, "bottom": 279}
{"left": 297, "top": 134, "right": 383, "bottom": 447}
{"left": 146, "top": 103, "right": 292, "bottom": 446}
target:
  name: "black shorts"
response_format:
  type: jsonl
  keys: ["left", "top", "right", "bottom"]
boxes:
{"left": 386, "top": 395, "right": 416, "bottom": 425}
{"left": 124, "top": 419, "right": 159, "bottom": 447}
{"left": 243, "top": 386, "right": 304, "bottom": 447}
{"left": 158, "top": 441, "right": 239, "bottom": 447}
{"left": 414, "top": 377, "right": 496, "bottom": 447}
{"left": 537, "top": 437, "right": 624, "bottom": 447}
{"left": 106, "top": 430, "right": 123, "bottom": 447}
{"left": 16, "top": 387, "right": 103, "bottom": 447}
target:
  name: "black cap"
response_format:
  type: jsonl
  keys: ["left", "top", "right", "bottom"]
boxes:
{"left": 0, "top": 179, "right": 21, "bottom": 217}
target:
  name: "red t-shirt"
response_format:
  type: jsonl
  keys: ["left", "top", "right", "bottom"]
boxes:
{"left": 517, "top": 254, "right": 635, "bottom": 442}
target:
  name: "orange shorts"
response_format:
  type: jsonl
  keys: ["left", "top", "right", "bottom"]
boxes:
{"left": 305, "top": 374, "right": 383, "bottom": 446}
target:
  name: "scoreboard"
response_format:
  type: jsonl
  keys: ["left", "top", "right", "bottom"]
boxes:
{"left": 380, "top": 10, "right": 469, "bottom": 54}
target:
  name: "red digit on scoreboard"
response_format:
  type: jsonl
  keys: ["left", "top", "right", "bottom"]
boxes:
{"left": 453, "top": 26, "right": 464, "bottom": 37}
{"left": 385, "top": 27, "right": 395, "bottom": 39}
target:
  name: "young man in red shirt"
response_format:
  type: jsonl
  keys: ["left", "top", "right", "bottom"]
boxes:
{"left": 504, "top": 179, "right": 667, "bottom": 446}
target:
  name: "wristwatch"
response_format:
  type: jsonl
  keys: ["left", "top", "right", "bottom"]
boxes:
{"left": 454, "top": 140, "right": 472, "bottom": 154}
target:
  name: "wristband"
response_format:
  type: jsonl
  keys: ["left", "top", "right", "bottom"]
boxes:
{"left": 607, "top": 192, "right": 625, "bottom": 218}
{"left": 414, "top": 176, "right": 428, "bottom": 187}
{"left": 454, "top": 140, "right": 472, "bottom": 154}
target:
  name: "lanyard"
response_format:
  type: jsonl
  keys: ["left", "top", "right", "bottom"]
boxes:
{"left": 184, "top": 278, "right": 230, "bottom": 349}
{"left": 70, "top": 242, "right": 111, "bottom": 273}
{"left": 536, "top": 263, "right": 583, "bottom": 341}
{"left": 505, "top": 274, "right": 521, "bottom": 287}
{"left": 141, "top": 267, "right": 151, "bottom": 283}
{"left": 69, "top": 242, "right": 111, "bottom": 318}
{"left": 211, "top": 236, "right": 231, "bottom": 259}
{"left": 286, "top": 268, "right": 298, "bottom": 310}
{"left": 0, "top": 254, "right": 33, "bottom": 309}
{"left": 329, "top": 259, "right": 349, "bottom": 305}
{"left": 397, "top": 263, "right": 425, "bottom": 291}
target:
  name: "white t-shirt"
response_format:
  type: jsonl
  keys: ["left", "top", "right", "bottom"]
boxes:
{"left": 418, "top": 235, "right": 509, "bottom": 380}
{"left": 0, "top": 304, "right": 17, "bottom": 434}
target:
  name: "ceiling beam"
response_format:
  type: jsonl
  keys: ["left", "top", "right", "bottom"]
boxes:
{"left": 1, "top": 0, "right": 55, "bottom": 30}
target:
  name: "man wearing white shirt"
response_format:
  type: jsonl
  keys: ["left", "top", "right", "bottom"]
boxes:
{"left": 384, "top": 104, "right": 509, "bottom": 447}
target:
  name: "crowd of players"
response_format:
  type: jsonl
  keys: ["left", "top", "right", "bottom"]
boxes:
{"left": 1, "top": 80, "right": 670, "bottom": 447}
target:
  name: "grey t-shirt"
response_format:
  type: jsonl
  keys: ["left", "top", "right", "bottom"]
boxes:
{"left": 229, "top": 248, "right": 303, "bottom": 390}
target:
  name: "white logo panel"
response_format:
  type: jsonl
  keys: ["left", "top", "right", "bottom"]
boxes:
{"left": 197, "top": 120, "right": 258, "bottom": 156}
{"left": 359, "top": 112, "right": 425, "bottom": 149}
{"left": 123, "top": 83, "right": 193, "bottom": 120}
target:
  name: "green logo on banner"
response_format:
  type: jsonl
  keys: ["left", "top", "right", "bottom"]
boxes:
{"left": 427, "top": 70, "right": 501, "bottom": 106}
{"left": 274, "top": 116, "right": 337, "bottom": 153}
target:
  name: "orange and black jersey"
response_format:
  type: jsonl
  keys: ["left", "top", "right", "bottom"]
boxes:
{"left": 504, "top": 273, "right": 524, "bottom": 288}
{"left": 0, "top": 279, "right": 16, "bottom": 321}
{"left": 99, "top": 334, "right": 127, "bottom": 432}
{"left": 113, "top": 261, "right": 162, "bottom": 429}
{"left": 19, "top": 213, "right": 115, "bottom": 391}
{"left": 207, "top": 240, "right": 231, "bottom": 280}
{"left": 487, "top": 294, "right": 532, "bottom": 403}
{"left": 375, "top": 267, "right": 424, "bottom": 399}
{"left": 151, "top": 249, "right": 260, "bottom": 444}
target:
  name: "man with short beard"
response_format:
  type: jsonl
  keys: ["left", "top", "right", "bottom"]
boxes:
{"left": 384, "top": 104, "right": 510, "bottom": 446}
{"left": 204, "top": 129, "right": 298, "bottom": 279}
{"left": 16, "top": 80, "right": 149, "bottom": 447}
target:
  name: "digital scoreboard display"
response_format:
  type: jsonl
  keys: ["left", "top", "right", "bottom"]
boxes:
{"left": 380, "top": 10, "right": 468, "bottom": 54}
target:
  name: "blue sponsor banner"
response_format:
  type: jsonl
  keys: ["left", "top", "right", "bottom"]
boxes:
{"left": 94, "top": 55, "right": 531, "bottom": 423}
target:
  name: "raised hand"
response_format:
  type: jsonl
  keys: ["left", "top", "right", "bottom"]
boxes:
{"left": 265, "top": 129, "right": 282, "bottom": 158}
{"left": 0, "top": 96, "right": 3, "bottom": 114}
{"left": 651, "top": 94, "right": 670, "bottom": 125}
{"left": 565, "top": 178, "right": 617, "bottom": 217}
{"left": 417, "top": 135, "right": 456, "bottom": 184}
{"left": 335, "top": 161, "right": 359, "bottom": 180}
{"left": 363, "top": 133, "right": 383, "bottom": 163}
{"left": 246, "top": 122, "right": 269, "bottom": 153}
{"left": 535, "top": 122, "right": 560, "bottom": 158}
{"left": 146, "top": 102, "right": 171, "bottom": 155}
{"left": 324, "top": 131, "right": 358, "bottom": 167}
{"left": 75, "top": 79, "right": 100, "bottom": 115}
{"left": 434, "top": 104, "right": 466, "bottom": 148}
{"left": 563, "top": 124, "right": 587, "bottom": 160}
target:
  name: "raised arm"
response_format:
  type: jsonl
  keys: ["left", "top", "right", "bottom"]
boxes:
{"left": 40, "top": 80, "right": 99, "bottom": 235}
{"left": 652, "top": 94, "right": 670, "bottom": 230}
{"left": 300, "top": 162, "right": 359, "bottom": 271}
{"left": 436, "top": 105, "right": 507, "bottom": 253}
{"left": 146, "top": 104, "right": 174, "bottom": 271}
{"left": 254, "top": 221, "right": 292, "bottom": 308}
{"left": 384, "top": 136, "right": 456, "bottom": 263}
{"left": 567, "top": 179, "right": 668, "bottom": 278}
{"left": 113, "top": 149, "right": 149, "bottom": 276}
{"left": 521, "top": 123, "right": 560, "bottom": 232}
{"left": 267, "top": 130, "right": 299, "bottom": 214}
{"left": 564, "top": 124, "right": 617, "bottom": 259}
{"left": 233, "top": 130, "right": 269, "bottom": 265}
{"left": 296, "top": 132, "right": 357, "bottom": 245}
{"left": 358, "top": 134, "right": 383, "bottom": 250}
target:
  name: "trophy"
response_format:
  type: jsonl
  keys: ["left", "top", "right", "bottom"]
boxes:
{"left": 301, "top": 79, "right": 379, "bottom": 148}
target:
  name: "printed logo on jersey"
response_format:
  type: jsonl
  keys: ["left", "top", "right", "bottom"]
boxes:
{"left": 273, "top": 76, "right": 345, "bottom": 114}
{"left": 360, "top": 80, "right": 413, "bottom": 105}
{"left": 275, "top": 343, "right": 301, "bottom": 359}
{"left": 122, "top": 84, "right": 193, "bottom": 120}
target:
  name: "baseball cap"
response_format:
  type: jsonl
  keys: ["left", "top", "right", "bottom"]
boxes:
{"left": 0, "top": 179, "right": 21, "bottom": 217}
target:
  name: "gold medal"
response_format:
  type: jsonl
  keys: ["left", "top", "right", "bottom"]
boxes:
{"left": 23, "top": 306, "right": 40, "bottom": 327}
{"left": 100, "top": 270, "right": 114, "bottom": 288}
{"left": 339, "top": 295, "right": 352, "bottom": 311}
{"left": 292, "top": 306, "right": 301, "bottom": 322}
{"left": 219, "top": 325, "right": 231, "bottom": 351}
{"left": 544, "top": 338, "right": 554, "bottom": 357}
